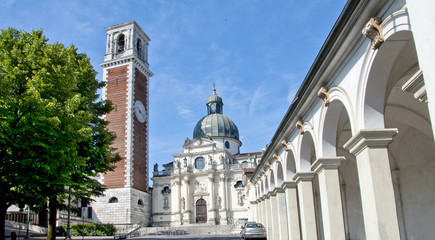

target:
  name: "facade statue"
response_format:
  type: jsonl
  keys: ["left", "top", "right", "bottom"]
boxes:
{"left": 181, "top": 197, "right": 185, "bottom": 210}
{"left": 153, "top": 163, "right": 158, "bottom": 172}
{"left": 216, "top": 196, "right": 222, "bottom": 209}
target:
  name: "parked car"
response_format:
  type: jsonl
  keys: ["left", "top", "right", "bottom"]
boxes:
{"left": 240, "top": 222, "right": 267, "bottom": 240}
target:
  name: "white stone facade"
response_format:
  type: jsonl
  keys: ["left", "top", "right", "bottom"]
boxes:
{"left": 94, "top": 188, "right": 151, "bottom": 226}
{"left": 249, "top": 1, "right": 435, "bottom": 240}
{"left": 151, "top": 137, "right": 261, "bottom": 227}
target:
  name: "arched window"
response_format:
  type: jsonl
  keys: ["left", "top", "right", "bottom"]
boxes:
{"left": 136, "top": 39, "right": 142, "bottom": 58}
{"left": 195, "top": 157, "right": 205, "bottom": 170}
{"left": 161, "top": 186, "right": 171, "bottom": 195}
{"left": 234, "top": 180, "right": 245, "bottom": 188}
{"left": 138, "top": 199, "right": 143, "bottom": 206}
{"left": 108, "top": 197, "right": 118, "bottom": 203}
{"left": 117, "top": 34, "right": 125, "bottom": 53}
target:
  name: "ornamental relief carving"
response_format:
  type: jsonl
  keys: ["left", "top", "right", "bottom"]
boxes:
{"left": 194, "top": 181, "right": 207, "bottom": 194}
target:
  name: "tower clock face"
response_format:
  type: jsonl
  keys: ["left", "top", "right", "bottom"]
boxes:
{"left": 134, "top": 100, "right": 147, "bottom": 123}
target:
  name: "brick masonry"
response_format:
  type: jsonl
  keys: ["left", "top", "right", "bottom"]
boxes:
{"left": 104, "top": 65, "right": 129, "bottom": 188}
{"left": 133, "top": 67, "right": 149, "bottom": 192}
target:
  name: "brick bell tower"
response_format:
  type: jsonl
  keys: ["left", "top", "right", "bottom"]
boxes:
{"left": 96, "top": 21, "right": 153, "bottom": 225}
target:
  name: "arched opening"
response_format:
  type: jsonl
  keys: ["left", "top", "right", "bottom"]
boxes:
{"left": 323, "top": 99, "right": 365, "bottom": 239}
{"left": 299, "top": 131, "right": 316, "bottom": 171}
{"left": 108, "top": 197, "right": 118, "bottom": 203}
{"left": 299, "top": 131, "right": 323, "bottom": 238}
{"left": 196, "top": 198, "right": 207, "bottom": 223}
{"left": 117, "top": 34, "right": 125, "bottom": 53}
{"left": 285, "top": 150, "right": 296, "bottom": 181}
{"left": 269, "top": 170, "right": 276, "bottom": 191}
{"left": 276, "top": 162, "right": 284, "bottom": 187}
{"left": 364, "top": 30, "right": 435, "bottom": 239}
{"left": 136, "top": 39, "right": 142, "bottom": 59}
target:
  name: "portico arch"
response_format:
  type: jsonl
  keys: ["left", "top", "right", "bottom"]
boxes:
{"left": 321, "top": 98, "right": 365, "bottom": 239}
{"left": 298, "top": 130, "right": 317, "bottom": 172}
{"left": 358, "top": 12, "right": 435, "bottom": 238}
{"left": 276, "top": 162, "right": 284, "bottom": 187}
{"left": 285, "top": 149, "right": 297, "bottom": 181}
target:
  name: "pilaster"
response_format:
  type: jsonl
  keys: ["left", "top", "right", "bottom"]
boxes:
{"left": 282, "top": 181, "right": 301, "bottom": 240}
{"left": 293, "top": 172, "right": 318, "bottom": 240}
{"left": 344, "top": 129, "right": 401, "bottom": 240}
{"left": 273, "top": 187, "right": 289, "bottom": 240}
{"left": 265, "top": 193, "right": 273, "bottom": 240}
{"left": 311, "top": 157, "right": 346, "bottom": 240}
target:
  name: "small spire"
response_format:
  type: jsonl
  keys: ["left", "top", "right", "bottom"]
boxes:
{"left": 213, "top": 82, "right": 216, "bottom": 94}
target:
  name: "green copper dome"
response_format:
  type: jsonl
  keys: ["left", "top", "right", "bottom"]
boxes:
{"left": 193, "top": 89, "right": 239, "bottom": 140}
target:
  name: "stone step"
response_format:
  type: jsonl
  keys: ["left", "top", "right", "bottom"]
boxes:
{"left": 136, "top": 224, "right": 235, "bottom": 236}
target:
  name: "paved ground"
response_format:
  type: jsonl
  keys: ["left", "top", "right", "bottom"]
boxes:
{"left": 5, "top": 226, "right": 242, "bottom": 240}
{"left": 11, "top": 235, "right": 242, "bottom": 240}
{"left": 5, "top": 225, "right": 242, "bottom": 240}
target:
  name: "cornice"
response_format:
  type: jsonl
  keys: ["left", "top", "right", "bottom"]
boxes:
{"left": 343, "top": 128, "right": 398, "bottom": 155}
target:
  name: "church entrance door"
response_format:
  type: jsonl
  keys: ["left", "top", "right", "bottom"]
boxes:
{"left": 196, "top": 198, "right": 207, "bottom": 223}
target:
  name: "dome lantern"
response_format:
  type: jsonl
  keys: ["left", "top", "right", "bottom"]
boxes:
{"left": 206, "top": 87, "right": 223, "bottom": 114}
{"left": 193, "top": 88, "right": 239, "bottom": 141}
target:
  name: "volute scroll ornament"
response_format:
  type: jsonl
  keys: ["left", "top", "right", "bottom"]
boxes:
{"left": 296, "top": 120, "right": 304, "bottom": 135}
{"left": 318, "top": 86, "right": 330, "bottom": 107}
{"left": 273, "top": 153, "right": 280, "bottom": 163}
{"left": 281, "top": 140, "right": 290, "bottom": 151}
{"left": 362, "top": 17, "right": 384, "bottom": 50}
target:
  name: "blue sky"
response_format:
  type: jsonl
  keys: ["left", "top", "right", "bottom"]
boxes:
{"left": 0, "top": 0, "right": 346, "bottom": 182}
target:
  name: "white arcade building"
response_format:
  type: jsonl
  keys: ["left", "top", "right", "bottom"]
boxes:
{"left": 151, "top": 88, "right": 261, "bottom": 227}
{"left": 248, "top": 0, "right": 435, "bottom": 240}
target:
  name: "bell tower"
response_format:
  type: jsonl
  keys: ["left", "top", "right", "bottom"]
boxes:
{"left": 96, "top": 21, "right": 153, "bottom": 225}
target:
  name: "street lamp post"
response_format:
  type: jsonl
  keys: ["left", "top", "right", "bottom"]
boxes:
{"left": 66, "top": 186, "right": 71, "bottom": 240}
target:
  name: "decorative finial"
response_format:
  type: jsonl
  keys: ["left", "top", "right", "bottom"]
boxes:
{"left": 213, "top": 82, "right": 216, "bottom": 94}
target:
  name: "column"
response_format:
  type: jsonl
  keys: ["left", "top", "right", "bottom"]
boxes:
{"left": 182, "top": 176, "right": 191, "bottom": 224}
{"left": 208, "top": 174, "right": 216, "bottom": 224}
{"left": 406, "top": 1, "right": 435, "bottom": 139}
{"left": 218, "top": 173, "right": 228, "bottom": 224}
{"left": 170, "top": 180, "right": 181, "bottom": 225}
{"left": 282, "top": 181, "right": 301, "bottom": 240}
{"left": 261, "top": 197, "right": 266, "bottom": 226}
{"left": 311, "top": 157, "right": 346, "bottom": 240}
{"left": 249, "top": 201, "right": 257, "bottom": 221}
{"left": 256, "top": 199, "right": 261, "bottom": 223}
{"left": 344, "top": 129, "right": 401, "bottom": 240}
{"left": 265, "top": 194, "right": 273, "bottom": 240}
{"left": 269, "top": 191, "right": 280, "bottom": 240}
{"left": 274, "top": 188, "right": 289, "bottom": 240}
{"left": 293, "top": 172, "right": 318, "bottom": 240}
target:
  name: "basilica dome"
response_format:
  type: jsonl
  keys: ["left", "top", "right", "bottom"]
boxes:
{"left": 193, "top": 89, "right": 239, "bottom": 140}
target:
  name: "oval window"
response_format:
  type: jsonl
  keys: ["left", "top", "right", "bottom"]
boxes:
{"left": 195, "top": 157, "right": 205, "bottom": 170}
{"left": 225, "top": 141, "right": 230, "bottom": 149}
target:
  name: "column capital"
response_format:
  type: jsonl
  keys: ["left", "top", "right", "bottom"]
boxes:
{"left": 293, "top": 172, "right": 316, "bottom": 183}
{"left": 311, "top": 157, "right": 345, "bottom": 173}
{"left": 343, "top": 128, "right": 398, "bottom": 155}
{"left": 281, "top": 181, "right": 297, "bottom": 189}
{"left": 272, "top": 187, "right": 285, "bottom": 195}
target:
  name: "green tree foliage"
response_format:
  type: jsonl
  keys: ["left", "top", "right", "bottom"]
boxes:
{"left": 0, "top": 28, "right": 120, "bottom": 240}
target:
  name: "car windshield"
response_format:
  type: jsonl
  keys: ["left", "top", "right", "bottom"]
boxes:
{"left": 247, "top": 223, "right": 264, "bottom": 228}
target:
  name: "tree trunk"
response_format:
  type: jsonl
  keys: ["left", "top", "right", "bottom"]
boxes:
{"left": 38, "top": 203, "right": 48, "bottom": 228}
{"left": 0, "top": 199, "right": 8, "bottom": 240}
{"left": 47, "top": 196, "right": 57, "bottom": 240}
